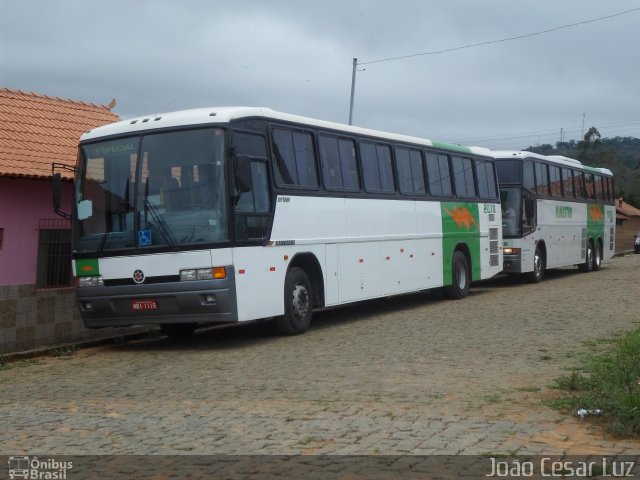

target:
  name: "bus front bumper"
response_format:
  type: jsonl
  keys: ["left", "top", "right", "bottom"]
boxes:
{"left": 502, "top": 254, "right": 522, "bottom": 273}
{"left": 77, "top": 272, "right": 238, "bottom": 328}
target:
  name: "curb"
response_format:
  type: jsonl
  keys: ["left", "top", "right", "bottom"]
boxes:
{"left": 0, "top": 328, "right": 159, "bottom": 363}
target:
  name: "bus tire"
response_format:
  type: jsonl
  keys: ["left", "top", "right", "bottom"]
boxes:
{"left": 276, "top": 267, "right": 313, "bottom": 335}
{"left": 527, "top": 246, "right": 545, "bottom": 283}
{"left": 592, "top": 241, "right": 602, "bottom": 271}
{"left": 160, "top": 323, "right": 197, "bottom": 339}
{"left": 580, "top": 241, "right": 594, "bottom": 273}
{"left": 444, "top": 251, "right": 470, "bottom": 300}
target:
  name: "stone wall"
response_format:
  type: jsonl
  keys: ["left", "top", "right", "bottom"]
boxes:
{"left": 0, "top": 285, "right": 151, "bottom": 354}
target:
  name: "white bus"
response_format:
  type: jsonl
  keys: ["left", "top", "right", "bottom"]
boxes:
{"left": 57, "top": 107, "right": 503, "bottom": 337}
{"left": 494, "top": 150, "right": 615, "bottom": 282}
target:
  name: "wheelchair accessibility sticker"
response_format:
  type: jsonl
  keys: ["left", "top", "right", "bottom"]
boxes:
{"left": 138, "top": 229, "right": 152, "bottom": 247}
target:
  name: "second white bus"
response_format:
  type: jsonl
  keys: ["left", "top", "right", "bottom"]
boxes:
{"left": 494, "top": 150, "right": 615, "bottom": 282}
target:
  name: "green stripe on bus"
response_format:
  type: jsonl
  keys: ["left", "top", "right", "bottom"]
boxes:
{"left": 431, "top": 141, "right": 472, "bottom": 154}
{"left": 441, "top": 202, "right": 481, "bottom": 284}
{"left": 587, "top": 204, "right": 605, "bottom": 246}
{"left": 76, "top": 258, "right": 99, "bottom": 277}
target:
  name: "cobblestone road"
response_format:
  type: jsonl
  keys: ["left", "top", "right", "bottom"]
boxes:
{"left": 1, "top": 255, "right": 639, "bottom": 456}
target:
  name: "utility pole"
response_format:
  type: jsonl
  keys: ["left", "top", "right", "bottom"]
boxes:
{"left": 348, "top": 58, "right": 358, "bottom": 125}
{"left": 581, "top": 113, "right": 586, "bottom": 138}
{"left": 560, "top": 128, "right": 564, "bottom": 143}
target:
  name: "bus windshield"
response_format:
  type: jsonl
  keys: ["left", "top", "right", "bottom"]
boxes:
{"left": 75, "top": 128, "right": 228, "bottom": 253}
{"left": 495, "top": 159, "right": 521, "bottom": 184}
{"left": 500, "top": 187, "right": 522, "bottom": 238}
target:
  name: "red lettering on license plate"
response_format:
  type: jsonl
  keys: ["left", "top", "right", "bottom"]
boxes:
{"left": 131, "top": 299, "right": 158, "bottom": 311}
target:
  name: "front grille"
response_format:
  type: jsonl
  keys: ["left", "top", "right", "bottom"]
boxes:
{"left": 489, "top": 227, "right": 500, "bottom": 267}
{"left": 609, "top": 227, "right": 614, "bottom": 251}
{"left": 104, "top": 275, "right": 180, "bottom": 286}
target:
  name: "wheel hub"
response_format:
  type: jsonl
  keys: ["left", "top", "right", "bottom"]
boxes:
{"left": 292, "top": 284, "right": 309, "bottom": 318}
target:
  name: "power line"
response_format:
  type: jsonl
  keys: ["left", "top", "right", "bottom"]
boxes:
{"left": 348, "top": 7, "right": 640, "bottom": 124}
{"left": 453, "top": 119, "right": 640, "bottom": 145}
{"left": 359, "top": 7, "right": 640, "bottom": 66}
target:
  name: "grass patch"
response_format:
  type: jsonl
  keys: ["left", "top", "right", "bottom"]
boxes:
{"left": 484, "top": 393, "right": 502, "bottom": 403}
{"left": 550, "top": 328, "right": 640, "bottom": 438}
{"left": 48, "top": 345, "right": 78, "bottom": 357}
{"left": 0, "top": 355, "right": 10, "bottom": 371}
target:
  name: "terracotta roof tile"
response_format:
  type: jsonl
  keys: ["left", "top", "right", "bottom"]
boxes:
{"left": 0, "top": 88, "right": 119, "bottom": 180}
{"left": 616, "top": 198, "right": 640, "bottom": 217}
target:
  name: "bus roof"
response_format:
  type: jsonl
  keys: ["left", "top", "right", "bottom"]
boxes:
{"left": 81, "top": 106, "right": 492, "bottom": 157}
{"left": 492, "top": 150, "right": 613, "bottom": 176}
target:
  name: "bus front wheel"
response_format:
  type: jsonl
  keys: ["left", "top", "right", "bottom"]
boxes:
{"left": 444, "top": 251, "right": 470, "bottom": 300}
{"left": 527, "top": 246, "right": 545, "bottom": 283}
{"left": 276, "top": 267, "right": 313, "bottom": 335}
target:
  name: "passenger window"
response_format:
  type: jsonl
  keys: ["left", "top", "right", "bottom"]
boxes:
{"left": 476, "top": 159, "right": 497, "bottom": 199}
{"left": 395, "top": 147, "right": 425, "bottom": 194}
{"left": 361, "top": 142, "right": 395, "bottom": 193}
{"left": 452, "top": 156, "right": 476, "bottom": 198}
{"left": 584, "top": 173, "right": 595, "bottom": 199}
{"left": 573, "top": 170, "right": 585, "bottom": 198}
{"left": 523, "top": 161, "right": 535, "bottom": 190}
{"left": 548, "top": 165, "right": 562, "bottom": 196}
{"left": 318, "top": 135, "right": 359, "bottom": 191}
{"left": 534, "top": 162, "right": 549, "bottom": 195}
{"left": 594, "top": 175, "right": 604, "bottom": 200}
{"left": 425, "top": 152, "right": 452, "bottom": 196}
{"left": 562, "top": 168, "right": 574, "bottom": 197}
{"left": 271, "top": 128, "right": 318, "bottom": 187}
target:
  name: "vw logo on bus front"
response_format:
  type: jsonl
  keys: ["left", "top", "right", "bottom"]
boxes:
{"left": 132, "top": 269, "right": 145, "bottom": 284}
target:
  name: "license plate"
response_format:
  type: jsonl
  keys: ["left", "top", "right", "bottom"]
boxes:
{"left": 131, "top": 299, "right": 158, "bottom": 311}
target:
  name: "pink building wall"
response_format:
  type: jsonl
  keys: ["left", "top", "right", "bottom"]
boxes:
{"left": 0, "top": 177, "right": 73, "bottom": 286}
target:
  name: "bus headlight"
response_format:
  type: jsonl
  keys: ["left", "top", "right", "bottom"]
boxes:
{"left": 503, "top": 248, "right": 521, "bottom": 256}
{"left": 180, "top": 267, "right": 226, "bottom": 281}
{"left": 77, "top": 276, "right": 104, "bottom": 287}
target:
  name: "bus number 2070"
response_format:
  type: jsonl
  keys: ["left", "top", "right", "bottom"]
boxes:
{"left": 483, "top": 204, "right": 496, "bottom": 214}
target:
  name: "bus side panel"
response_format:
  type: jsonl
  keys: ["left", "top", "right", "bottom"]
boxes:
{"left": 325, "top": 243, "right": 339, "bottom": 306}
{"left": 537, "top": 200, "right": 585, "bottom": 268}
{"left": 415, "top": 201, "right": 444, "bottom": 289}
{"left": 232, "top": 244, "right": 327, "bottom": 322}
{"left": 338, "top": 241, "right": 381, "bottom": 303}
{"left": 270, "top": 195, "right": 347, "bottom": 242}
{"left": 240, "top": 194, "right": 345, "bottom": 321}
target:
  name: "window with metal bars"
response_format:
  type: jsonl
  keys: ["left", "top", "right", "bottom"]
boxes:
{"left": 36, "top": 229, "right": 72, "bottom": 288}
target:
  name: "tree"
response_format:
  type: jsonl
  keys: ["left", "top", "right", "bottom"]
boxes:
{"left": 577, "top": 127, "right": 602, "bottom": 164}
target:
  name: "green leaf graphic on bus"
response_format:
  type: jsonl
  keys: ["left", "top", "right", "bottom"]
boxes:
{"left": 442, "top": 204, "right": 479, "bottom": 232}
{"left": 441, "top": 202, "right": 481, "bottom": 283}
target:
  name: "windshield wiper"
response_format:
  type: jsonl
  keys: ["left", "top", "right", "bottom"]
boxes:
{"left": 144, "top": 199, "right": 178, "bottom": 249}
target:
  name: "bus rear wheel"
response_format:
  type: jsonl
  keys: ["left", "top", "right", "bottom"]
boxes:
{"left": 444, "top": 251, "right": 470, "bottom": 300}
{"left": 592, "top": 242, "right": 602, "bottom": 271}
{"left": 580, "top": 241, "right": 594, "bottom": 273}
{"left": 276, "top": 267, "right": 313, "bottom": 335}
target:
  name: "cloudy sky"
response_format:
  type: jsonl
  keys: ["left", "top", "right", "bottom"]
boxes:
{"left": 2, "top": 0, "right": 639, "bottom": 150}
